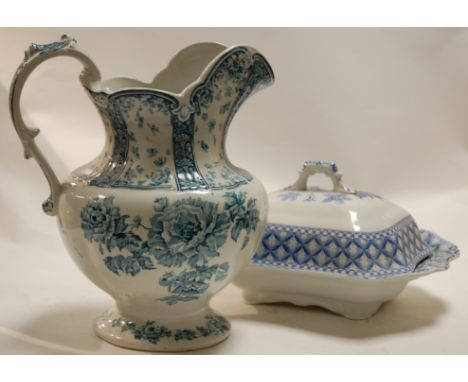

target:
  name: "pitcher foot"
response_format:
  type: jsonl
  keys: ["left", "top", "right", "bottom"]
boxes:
{"left": 95, "top": 306, "right": 231, "bottom": 352}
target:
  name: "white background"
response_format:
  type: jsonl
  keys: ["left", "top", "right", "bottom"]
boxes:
{"left": 0, "top": 28, "right": 467, "bottom": 354}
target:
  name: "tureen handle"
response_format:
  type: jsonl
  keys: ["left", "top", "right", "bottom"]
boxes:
{"left": 9, "top": 35, "right": 101, "bottom": 216}
{"left": 290, "top": 160, "right": 354, "bottom": 193}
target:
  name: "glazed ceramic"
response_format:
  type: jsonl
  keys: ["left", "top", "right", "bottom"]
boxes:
{"left": 234, "top": 161, "right": 459, "bottom": 319}
{"left": 9, "top": 35, "right": 274, "bottom": 351}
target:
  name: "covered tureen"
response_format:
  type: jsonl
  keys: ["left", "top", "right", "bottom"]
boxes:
{"left": 234, "top": 161, "right": 459, "bottom": 319}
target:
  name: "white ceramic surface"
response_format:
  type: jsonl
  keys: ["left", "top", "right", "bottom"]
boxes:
{"left": 9, "top": 35, "right": 274, "bottom": 351}
{"left": 237, "top": 230, "right": 459, "bottom": 319}
{"left": 234, "top": 161, "right": 459, "bottom": 319}
{"left": 270, "top": 160, "right": 410, "bottom": 232}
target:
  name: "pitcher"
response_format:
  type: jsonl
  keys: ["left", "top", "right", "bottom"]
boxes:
{"left": 9, "top": 35, "right": 274, "bottom": 351}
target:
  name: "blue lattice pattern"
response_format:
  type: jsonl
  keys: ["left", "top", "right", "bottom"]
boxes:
{"left": 252, "top": 216, "right": 434, "bottom": 278}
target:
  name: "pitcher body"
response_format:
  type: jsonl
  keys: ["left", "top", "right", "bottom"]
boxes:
{"left": 9, "top": 36, "right": 274, "bottom": 351}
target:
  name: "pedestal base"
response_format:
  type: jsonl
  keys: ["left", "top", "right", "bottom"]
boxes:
{"left": 95, "top": 306, "right": 231, "bottom": 352}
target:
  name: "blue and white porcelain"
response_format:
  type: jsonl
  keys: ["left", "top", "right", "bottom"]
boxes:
{"left": 9, "top": 35, "right": 274, "bottom": 351}
{"left": 234, "top": 161, "right": 459, "bottom": 319}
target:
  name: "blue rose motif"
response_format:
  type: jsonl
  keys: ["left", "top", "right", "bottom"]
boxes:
{"left": 80, "top": 196, "right": 121, "bottom": 244}
{"left": 149, "top": 198, "right": 231, "bottom": 268}
{"left": 80, "top": 197, "right": 151, "bottom": 274}
{"left": 79, "top": 192, "right": 258, "bottom": 304}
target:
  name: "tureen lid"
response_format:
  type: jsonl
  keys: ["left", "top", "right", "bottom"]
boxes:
{"left": 259, "top": 160, "right": 433, "bottom": 278}
{"left": 270, "top": 160, "right": 409, "bottom": 232}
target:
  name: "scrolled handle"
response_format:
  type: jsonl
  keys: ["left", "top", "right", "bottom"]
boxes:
{"left": 9, "top": 35, "right": 101, "bottom": 216}
{"left": 289, "top": 160, "right": 354, "bottom": 193}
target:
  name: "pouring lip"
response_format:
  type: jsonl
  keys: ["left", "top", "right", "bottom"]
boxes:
{"left": 83, "top": 43, "right": 275, "bottom": 100}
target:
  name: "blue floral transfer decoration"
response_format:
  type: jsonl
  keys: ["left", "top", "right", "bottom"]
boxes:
{"left": 149, "top": 196, "right": 230, "bottom": 268}
{"left": 81, "top": 46, "right": 273, "bottom": 192}
{"left": 159, "top": 263, "right": 229, "bottom": 305}
{"left": 112, "top": 317, "right": 172, "bottom": 345}
{"left": 277, "top": 192, "right": 300, "bottom": 201}
{"left": 174, "top": 314, "right": 230, "bottom": 341}
{"left": 275, "top": 190, "right": 381, "bottom": 204}
{"left": 111, "top": 314, "right": 229, "bottom": 344}
{"left": 80, "top": 192, "right": 259, "bottom": 303}
{"left": 87, "top": 92, "right": 175, "bottom": 189}
{"left": 224, "top": 191, "right": 260, "bottom": 249}
{"left": 322, "top": 193, "right": 352, "bottom": 204}
{"left": 81, "top": 197, "right": 138, "bottom": 253}
{"left": 355, "top": 191, "right": 382, "bottom": 199}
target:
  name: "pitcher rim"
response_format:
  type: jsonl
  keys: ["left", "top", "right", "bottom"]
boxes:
{"left": 83, "top": 43, "right": 275, "bottom": 100}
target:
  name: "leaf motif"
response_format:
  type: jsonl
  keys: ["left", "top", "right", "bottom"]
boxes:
{"left": 107, "top": 231, "right": 142, "bottom": 253}
{"left": 137, "top": 256, "right": 156, "bottom": 270}
{"left": 149, "top": 222, "right": 163, "bottom": 237}
{"left": 159, "top": 272, "right": 174, "bottom": 287}
{"left": 114, "top": 216, "right": 128, "bottom": 234}
{"left": 132, "top": 215, "right": 142, "bottom": 229}
{"left": 153, "top": 251, "right": 175, "bottom": 267}
{"left": 103, "top": 253, "right": 154, "bottom": 276}
{"left": 159, "top": 295, "right": 197, "bottom": 305}
{"left": 214, "top": 262, "right": 229, "bottom": 281}
{"left": 222, "top": 191, "right": 260, "bottom": 248}
{"left": 173, "top": 253, "right": 187, "bottom": 267}
{"left": 241, "top": 235, "right": 250, "bottom": 250}
{"left": 197, "top": 265, "right": 219, "bottom": 281}
{"left": 104, "top": 255, "right": 124, "bottom": 275}
{"left": 121, "top": 257, "right": 139, "bottom": 276}
{"left": 83, "top": 230, "right": 92, "bottom": 242}
{"left": 126, "top": 232, "right": 143, "bottom": 253}
{"left": 153, "top": 249, "right": 186, "bottom": 268}
{"left": 231, "top": 220, "right": 242, "bottom": 242}
{"left": 188, "top": 253, "right": 203, "bottom": 268}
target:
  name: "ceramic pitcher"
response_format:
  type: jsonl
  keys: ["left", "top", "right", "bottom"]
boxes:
{"left": 9, "top": 35, "right": 274, "bottom": 351}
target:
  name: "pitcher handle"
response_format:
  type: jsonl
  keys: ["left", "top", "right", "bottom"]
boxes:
{"left": 289, "top": 160, "right": 355, "bottom": 193}
{"left": 9, "top": 35, "right": 101, "bottom": 216}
